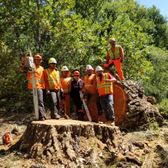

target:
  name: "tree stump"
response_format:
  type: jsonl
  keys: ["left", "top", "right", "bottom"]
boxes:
{"left": 20, "top": 119, "right": 122, "bottom": 167}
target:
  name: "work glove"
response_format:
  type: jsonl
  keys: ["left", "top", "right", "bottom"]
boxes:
{"left": 83, "top": 93, "right": 89, "bottom": 101}
{"left": 79, "top": 91, "right": 84, "bottom": 100}
{"left": 103, "top": 63, "right": 108, "bottom": 68}
{"left": 46, "top": 90, "right": 50, "bottom": 95}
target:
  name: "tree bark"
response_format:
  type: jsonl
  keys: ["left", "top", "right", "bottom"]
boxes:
{"left": 20, "top": 119, "right": 122, "bottom": 166}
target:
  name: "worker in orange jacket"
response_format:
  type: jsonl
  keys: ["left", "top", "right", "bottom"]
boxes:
{"left": 83, "top": 65, "right": 98, "bottom": 122}
{"left": 60, "top": 66, "right": 72, "bottom": 118}
{"left": 104, "top": 38, "right": 125, "bottom": 80}
{"left": 44, "top": 58, "right": 62, "bottom": 119}
{"left": 95, "top": 66, "right": 116, "bottom": 125}
{"left": 27, "top": 53, "right": 46, "bottom": 120}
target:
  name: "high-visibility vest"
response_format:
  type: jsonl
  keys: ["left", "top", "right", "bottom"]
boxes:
{"left": 108, "top": 45, "right": 121, "bottom": 60}
{"left": 60, "top": 77, "right": 72, "bottom": 94}
{"left": 44, "top": 68, "right": 61, "bottom": 90}
{"left": 96, "top": 73, "right": 113, "bottom": 96}
{"left": 27, "top": 66, "right": 45, "bottom": 89}
{"left": 83, "top": 74, "right": 97, "bottom": 94}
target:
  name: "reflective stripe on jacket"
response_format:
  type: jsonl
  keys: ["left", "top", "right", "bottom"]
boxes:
{"left": 60, "top": 77, "right": 72, "bottom": 94}
{"left": 44, "top": 68, "right": 61, "bottom": 90}
{"left": 108, "top": 45, "right": 121, "bottom": 60}
{"left": 27, "top": 66, "right": 45, "bottom": 89}
{"left": 96, "top": 73, "right": 113, "bottom": 96}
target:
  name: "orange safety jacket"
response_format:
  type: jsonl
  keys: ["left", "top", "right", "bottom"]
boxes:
{"left": 27, "top": 66, "right": 45, "bottom": 89}
{"left": 107, "top": 45, "right": 124, "bottom": 61}
{"left": 83, "top": 74, "right": 97, "bottom": 94}
{"left": 44, "top": 68, "right": 61, "bottom": 90}
{"left": 60, "top": 77, "right": 72, "bottom": 94}
{"left": 96, "top": 73, "right": 113, "bottom": 96}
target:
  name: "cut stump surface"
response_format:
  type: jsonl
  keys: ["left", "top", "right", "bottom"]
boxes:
{"left": 20, "top": 119, "right": 122, "bottom": 167}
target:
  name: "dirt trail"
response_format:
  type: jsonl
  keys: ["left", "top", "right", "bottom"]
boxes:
{"left": 0, "top": 111, "right": 168, "bottom": 168}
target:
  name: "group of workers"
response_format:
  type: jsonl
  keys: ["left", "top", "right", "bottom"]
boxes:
{"left": 21, "top": 38, "right": 125, "bottom": 126}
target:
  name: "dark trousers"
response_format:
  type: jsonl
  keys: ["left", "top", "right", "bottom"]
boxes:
{"left": 99, "top": 94, "right": 115, "bottom": 121}
{"left": 48, "top": 91, "right": 60, "bottom": 118}
{"left": 72, "top": 98, "right": 84, "bottom": 120}
{"left": 37, "top": 89, "right": 46, "bottom": 119}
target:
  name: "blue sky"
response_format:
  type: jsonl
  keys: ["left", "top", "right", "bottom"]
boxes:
{"left": 137, "top": 0, "right": 168, "bottom": 18}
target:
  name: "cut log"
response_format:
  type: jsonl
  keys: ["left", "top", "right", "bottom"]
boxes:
{"left": 19, "top": 119, "right": 122, "bottom": 167}
{"left": 120, "top": 80, "right": 163, "bottom": 129}
{"left": 98, "top": 80, "right": 163, "bottom": 129}
{"left": 113, "top": 82, "right": 128, "bottom": 125}
{"left": 98, "top": 81, "right": 128, "bottom": 125}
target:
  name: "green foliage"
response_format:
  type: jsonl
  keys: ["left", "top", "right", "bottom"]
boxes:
{"left": 147, "top": 6, "right": 168, "bottom": 48}
{"left": 157, "top": 99, "right": 168, "bottom": 119}
{"left": 0, "top": 42, "right": 18, "bottom": 97}
{"left": 149, "top": 121, "right": 160, "bottom": 131}
{"left": 0, "top": 0, "right": 168, "bottom": 112}
{"left": 143, "top": 46, "right": 168, "bottom": 101}
{"left": 0, "top": 41, "right": 32, "bottom": 111}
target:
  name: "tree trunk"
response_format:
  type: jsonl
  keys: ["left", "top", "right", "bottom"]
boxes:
{"left": 20, "top": 119, "right": 122, "bottom": 167}
{"left": 98, "top": 80, "right": 163, "bottom": 129}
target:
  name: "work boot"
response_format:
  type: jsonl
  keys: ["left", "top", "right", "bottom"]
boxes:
{"left": 40, "top": 117, "right": 46, "bottom": 121}
{"left": 105, "top": 121, "right": 115, "bottom": 126}
{"left": 64, "top": 114, "right": 70, "bottom": 119}
{"left": 52, "top": 114, "right": 61, "bottom": 119}
{"left": 111, "top": 121, "right": 115, "bottom": 126}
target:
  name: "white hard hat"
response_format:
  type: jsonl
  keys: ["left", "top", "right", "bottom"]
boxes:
{"left": 48, "top": 57, "right": 57, "bottom": 64}
{"left": 86, "top": 65, "right": 93, "bottom": 71}
{"left": 61, "top": 65, "right": 69, "bottom": 71}
{"left": 95, "top": 66, "right": 103, "bottom": 72}
{"left": 109, "top": 37, "right": 116, "bottom": 43}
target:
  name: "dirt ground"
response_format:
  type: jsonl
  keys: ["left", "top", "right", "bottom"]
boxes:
{"left": 0, "top": 110, "right": 61, "bottom": 168}
{"left": 0, "top": 110, "right": 168, "bottom": 168}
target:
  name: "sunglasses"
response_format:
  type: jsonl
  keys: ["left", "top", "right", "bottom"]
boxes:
{"left": 74, "top": 75, "right": 79, "bottom": 77}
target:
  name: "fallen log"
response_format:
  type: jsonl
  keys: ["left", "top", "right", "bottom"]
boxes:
{"left": 98, "top": 80, "right": 163, "bottom": 129}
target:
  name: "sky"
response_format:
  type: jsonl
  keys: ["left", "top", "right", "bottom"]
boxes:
{"left": 137, "top": 0, "right": 168, "bottom": 18}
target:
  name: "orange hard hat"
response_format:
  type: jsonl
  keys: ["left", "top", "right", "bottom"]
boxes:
{"left": 73, "top": 70, "right": 80, "bottom": 76}
{"left": 34, "top": 54, "right": 42, "bottom": 60}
